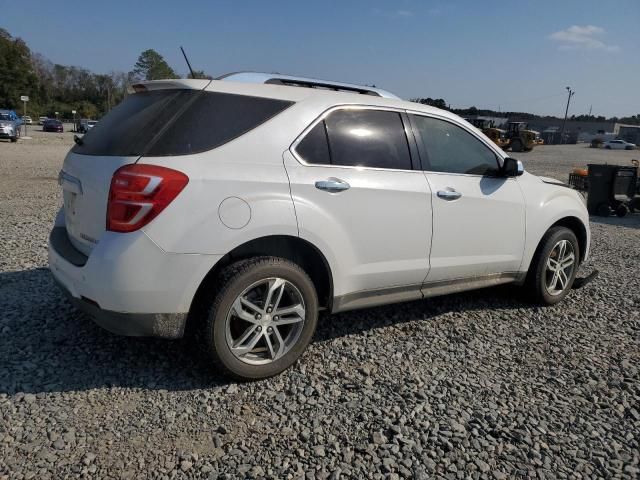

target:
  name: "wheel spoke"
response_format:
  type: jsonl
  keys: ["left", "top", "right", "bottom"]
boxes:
{"left": 274, "top": 304, "right": 305, "bottom": 319}
{"left": 240, "top": 297, "right": 263, "bottom": 315}
{"left": 557, "top": 269, "right": 568, "bottom": 289}
{"left": 560, "top": 253, "right": 575, "bottom": 269}
{"left": 274, "top": 315, "right": 304, "bottom": 326}
{"left": 264, "top": 332, "right": 276, "bottom": 359}
{"left": 547, "top": 257, "right": 559, "bottom": 271}
{"left": 232, "top": 298, "right": 259, "bottom": 324}
{"left": 271, "top": 326, "right": 286, "bottom": 359}
{"left": 548, "top": 271, "right": 559, "bottom": 291}
{"left": 264, "top": 278, "right": 286, "bottom": 311}
{"left": 232, "top": 326, "right": 262, "bottom": 352}
{"left": 558, "top": 240, "right": 567, "bottom": 261}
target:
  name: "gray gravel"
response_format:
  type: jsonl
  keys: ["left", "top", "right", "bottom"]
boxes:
{"left": 1, "top": 137, "right": 639, "bottom": 479}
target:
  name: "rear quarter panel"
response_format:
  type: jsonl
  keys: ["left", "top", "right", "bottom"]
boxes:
{"left": 139, "top": 103, "right": 316, "bottom": 255}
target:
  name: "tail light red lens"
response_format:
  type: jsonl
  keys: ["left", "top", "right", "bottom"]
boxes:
{"left": 107, "top": 164, "right": 189, "bottom": 233}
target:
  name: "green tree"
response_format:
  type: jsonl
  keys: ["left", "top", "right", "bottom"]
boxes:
{"left": 411, "top": 97, "right": 448, "bottom": 110}
{"left": 0, "top": 29, "right": 38, "bottom": 110}
{"left": 187, "top": 69, "right": 212, "bottom": 80}
{"left": 132, "top": 49, "right": 178, "bottom": 81}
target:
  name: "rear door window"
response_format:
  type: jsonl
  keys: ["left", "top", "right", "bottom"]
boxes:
{"left": 295, "top": 109, "right": 413, "bottom": 170}
{"left": 72, "top": 90, "right": 293, "bottom": 157}
{"left": 325, "top": 109, "right": 412, "bottom": 170}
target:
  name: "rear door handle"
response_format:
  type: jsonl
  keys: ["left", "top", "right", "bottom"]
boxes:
{"left": 315, "top": 179, "right": 350, "bottom": 193}
{"left": 437, "top": 189, "right": 462, "bottom": 201}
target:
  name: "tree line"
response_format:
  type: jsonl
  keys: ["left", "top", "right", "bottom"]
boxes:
{"left": 0, "top": 29, "right": 210, "bottom": 119}
{"left": 411, "top": 98, "right": 640, "bottom": 125}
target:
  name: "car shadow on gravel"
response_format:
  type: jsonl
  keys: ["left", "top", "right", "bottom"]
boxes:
{"left": 0, "top": 267, "right": 525, "bottom": 395}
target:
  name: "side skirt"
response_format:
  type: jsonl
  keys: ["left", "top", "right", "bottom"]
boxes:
{"left": 331, "top": 272, "right": 525, "bottom": 313}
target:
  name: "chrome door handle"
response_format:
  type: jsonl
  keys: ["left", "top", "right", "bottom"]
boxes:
{"left": 437, "top": 189, "right": 462, "bottom": 201}
{"left": 315, "top": 179, "right": 350, "bottom": 193}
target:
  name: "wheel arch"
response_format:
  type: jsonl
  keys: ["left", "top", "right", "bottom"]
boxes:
{"left": 525, "top": 216, "right": 588, "bottom": 275}
{"left": 549, "top": 216, "right": 588, "bottom": 263}
{"left": 187, "top": 235, "right": 334, "bottom": 329}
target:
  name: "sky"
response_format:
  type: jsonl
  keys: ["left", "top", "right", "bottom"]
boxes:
{"left": 2, "top": 0, "right": 639, "bottom": 117}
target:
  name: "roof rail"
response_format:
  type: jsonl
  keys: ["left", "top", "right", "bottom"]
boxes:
{"left": 216, "top": 72, "right": 400, "bottom": 99}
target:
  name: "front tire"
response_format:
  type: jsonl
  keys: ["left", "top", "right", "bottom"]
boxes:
{"left": 200, "top": 256, "right": 318, "bottom": 380}
{"left": 526, "top": 227, "right": 580, "bottom": 305}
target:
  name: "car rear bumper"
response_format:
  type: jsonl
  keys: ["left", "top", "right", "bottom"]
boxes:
{"left": 48, "top": 217, "right": 221, "bottom": 338}
{"left": 52, "top": 274, "right": 188, "bottom": 337}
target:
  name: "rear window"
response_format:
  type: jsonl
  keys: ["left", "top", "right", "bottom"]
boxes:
{"left": 72, "top": 89, "right": 293, "bottom": 157}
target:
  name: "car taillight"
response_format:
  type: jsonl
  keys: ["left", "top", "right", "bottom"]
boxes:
{"left": 107, "top": 164, "right": 189, "bottom": 233}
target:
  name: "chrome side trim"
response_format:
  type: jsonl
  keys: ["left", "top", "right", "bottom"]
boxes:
{"left": 331, "top": 272, "right": 525, "bottom": 313}
{"left": 420, "top": 272, "right": 524, "bottom": 299}
{"left": 332, "top": 284, "right": 423, "bottom": 313}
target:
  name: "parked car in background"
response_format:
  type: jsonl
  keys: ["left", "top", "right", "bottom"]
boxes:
{"left": 49, "top": 74, "right": 590, "bottom": 379}
{"left": 43, "top": 119, "right": 64, "bottom": 132}
{"left": 39, "top": 116, "right": 48, "bottom": 125}
{"left": 22, "top": 115, "right": 33, "bottom": 125}
{"left": 77, "top": 119, "right": 98, "bottom": 133}
{"left": 604, "top": 139, "right": 636, "bottom": 150}
{"left": 0, "top": 109, "right": 22, "bottom": 142}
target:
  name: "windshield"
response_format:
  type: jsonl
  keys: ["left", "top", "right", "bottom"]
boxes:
{"left": 0, "top": 114, "right": 11, "bottom": 121}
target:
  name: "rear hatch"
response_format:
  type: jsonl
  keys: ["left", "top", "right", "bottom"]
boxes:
{"left": 60, "top": 80, "right": 211, "bottom": 255}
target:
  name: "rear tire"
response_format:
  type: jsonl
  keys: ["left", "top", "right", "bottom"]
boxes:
{"left": 526, "top": 227, "right": 580, "bottom": 305}
{"left": 199, "top": 256, "right": 318, "bottom": 380}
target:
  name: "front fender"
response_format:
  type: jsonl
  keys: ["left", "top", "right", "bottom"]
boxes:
{"left": 519, "top": 173, "right": 590, "bottom": 272}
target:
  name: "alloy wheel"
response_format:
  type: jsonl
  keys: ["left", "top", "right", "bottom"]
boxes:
{"left": 225, "top": 277, "right": 306, "bottom": 365}
{"left": 545, "top": 239, "right": 576, "bottom": 296}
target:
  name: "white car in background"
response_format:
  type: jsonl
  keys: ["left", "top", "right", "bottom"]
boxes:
{"left": 49, "top": 73, "right": 591, "bottom": 379}
{"left": 604, "top": 139, "right": 636, "bottom": 150}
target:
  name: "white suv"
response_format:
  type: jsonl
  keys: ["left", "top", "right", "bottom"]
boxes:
{"left": 49, "top": 73, "right": 590, "bottom": 379}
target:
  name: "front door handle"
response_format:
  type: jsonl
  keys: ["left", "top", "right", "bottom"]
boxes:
{"left": 437, "top": 189, "right": 462, "bottom": 201}
{"left": 315, "top": 179, "right": 350, "bottom": 193}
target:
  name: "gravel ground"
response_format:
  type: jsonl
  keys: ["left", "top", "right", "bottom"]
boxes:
{"left": 1, "top": 135, "right": 639, "bottom": 479}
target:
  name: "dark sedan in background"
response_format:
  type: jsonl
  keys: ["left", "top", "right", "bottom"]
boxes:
{"left": 42, "top": 119, "right": 63, "bottom": 132}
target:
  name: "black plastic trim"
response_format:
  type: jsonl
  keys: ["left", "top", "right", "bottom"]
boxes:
{"left": 49, "top": 226, "right": 88, "bottom": 267}
{"left": 52, "top": 276, "right": 187, "bottom": 339}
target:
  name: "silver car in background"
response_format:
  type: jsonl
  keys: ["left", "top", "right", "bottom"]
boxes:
{"left": 0, "top": 109, "right": 22, "bottom": 142}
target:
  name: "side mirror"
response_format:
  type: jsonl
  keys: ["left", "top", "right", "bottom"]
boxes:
{"left": 502, "top": 157, "right": 524, "bottom": 177}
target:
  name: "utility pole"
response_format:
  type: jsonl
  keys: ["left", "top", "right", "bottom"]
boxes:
{"left": 560, "top": 86, "right": 575, "bottom": 144}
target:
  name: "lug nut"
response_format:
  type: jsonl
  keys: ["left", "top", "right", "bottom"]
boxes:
{"left": 255, "top": 314, "right": 262, "bottom": 320}
{"left": 266, "top": 306, "right": 273, "bottom": 313}
{"left": 274, "top": 316, "right": 279, "bottom": 321}
{"left": 267, "top": 327, "right": 273, "bottom": 333}
{"left": 256, "top": 326, "right": 262, "bottom": 332}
